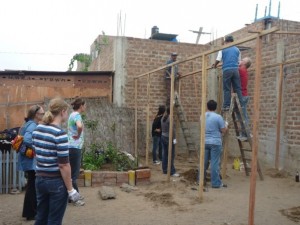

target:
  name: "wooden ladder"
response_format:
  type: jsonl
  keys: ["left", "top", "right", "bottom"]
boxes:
{"left": 174, "top": 93, "right": 198, "bottom": 159}
{"left": 221, "top": 94, "right": 264, "bottom": 180}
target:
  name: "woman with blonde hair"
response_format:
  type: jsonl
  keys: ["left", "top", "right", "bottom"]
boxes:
{"left": 18, "top": 104, "right": 45, "bottom": 221}
{"left": 32, "top": 98, "right": 80, "bottom": 225}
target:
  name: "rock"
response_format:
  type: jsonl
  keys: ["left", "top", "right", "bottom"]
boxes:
{"left": 120, "top": 183, "right": 138, "bottom": 193}
{"left": 99, "top": 186, "right": 116, "bottom": 200}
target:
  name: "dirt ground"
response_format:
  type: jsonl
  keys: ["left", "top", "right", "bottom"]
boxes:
{"left": 1, "top": 154, "right": 300, "bottom": 225}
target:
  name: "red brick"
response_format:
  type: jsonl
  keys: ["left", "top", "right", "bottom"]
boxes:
{"left": 103, "top": 178, "right": 117, "bottom": 186}
{"left": 135, "top": 168, "right": 151, "bottom": 179}
{"left": 77, "top": 178, "right": 85, "bottom": 187}
{"left": 117, "top": 172, "right": 129, "bottom": 184}
{"left": 136, "top": 178, "right": 150, "bottom": 186}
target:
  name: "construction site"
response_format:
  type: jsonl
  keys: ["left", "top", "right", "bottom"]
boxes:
{"left": 1, "top": 2, "right": 300, "bottom": 225}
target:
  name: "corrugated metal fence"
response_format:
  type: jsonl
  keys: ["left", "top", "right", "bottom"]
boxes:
{"left": 0, "top": 148, "right": 25, "bottom": 194}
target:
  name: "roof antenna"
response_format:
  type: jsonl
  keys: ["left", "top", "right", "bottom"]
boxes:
{"left": 254, "top": 4, "right": 258, "bottom": 21}
{"left": 277, "top": 1, "right": 281, "bottom": 19}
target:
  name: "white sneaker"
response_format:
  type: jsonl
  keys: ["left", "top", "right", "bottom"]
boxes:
{"left": 73, "top": 200, "right": 85, "bottom": 206}
{"left": 153, "top": 160, "right": 161, "bottom": 165}
{"left": 171, "top": 173, "right": 180, "bottom": 177}
{"left": 79, "top": 195, "right": 84, "bottom": 200}
{"left": 237, "top": 136, "right": 247, "bottom": 141}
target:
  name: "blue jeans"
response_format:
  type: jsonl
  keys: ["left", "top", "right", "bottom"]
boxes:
{"left": 237, "top": 96, "right": 249, "bottom": 136}
{"left": 223, "top": 69, "right": 244, "bottom": 108}
{"left": 69, "top": 148, "right": 82, "bottom": 192}
{"left": 152, "top": 136, "right": 162, "bottom": 162}
{"left": 35, "top": 176, "right": 68, "bottom": 225}
{"left": 161, "top": 136, "right": 176, "bottom": 175}
{"left": 204, "top": 144, "right": 222, "bottom": 188}
{"left": 242, "top": 96, "right": 249, "bottom": 126}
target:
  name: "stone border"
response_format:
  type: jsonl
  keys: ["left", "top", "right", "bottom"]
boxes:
{"left": 78, "top": 168, "right": 151, "bottom": 187}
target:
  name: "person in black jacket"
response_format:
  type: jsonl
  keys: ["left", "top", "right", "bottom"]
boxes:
{"left": 151, "top": 105, "right": 165, "bottom": 164}
{"left": 161, "top": 107, "right": 179, "bottom": 177}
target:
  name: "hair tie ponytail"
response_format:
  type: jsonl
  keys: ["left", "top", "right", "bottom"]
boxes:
{"left": 42, "top": 111, "right": 54, "bottom": 124}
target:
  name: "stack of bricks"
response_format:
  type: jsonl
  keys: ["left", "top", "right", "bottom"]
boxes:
{"left": 135, "top": 168, "right": 151, "bottom": 185}
{"left": 78, "top": 168, "right": 151, "bottom": 187}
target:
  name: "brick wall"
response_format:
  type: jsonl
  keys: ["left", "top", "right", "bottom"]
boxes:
{"left": 0, "top": 71, "right": 113, "bottom": 130}
{"left": 90, "top": 19, "right": 300, "bottom": 171}
{"left": 225, "top": 19, "right": 300, "bottom": 171}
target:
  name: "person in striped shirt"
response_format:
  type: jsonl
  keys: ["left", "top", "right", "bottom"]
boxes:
{"left": 32, "top": 98, "right": 80, "bottom": 225}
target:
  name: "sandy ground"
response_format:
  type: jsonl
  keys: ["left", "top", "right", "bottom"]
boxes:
{"left": 1, "top": 154, "right": 300, "bottom": 225}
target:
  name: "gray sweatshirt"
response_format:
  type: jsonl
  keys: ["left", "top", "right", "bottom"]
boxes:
{"left": 161, "top": 115, "right": 176, "bottom": 138}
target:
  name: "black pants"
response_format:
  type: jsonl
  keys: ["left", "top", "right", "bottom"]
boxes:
{"left": 22, "top": 170, "right": 37, "bottom": 219}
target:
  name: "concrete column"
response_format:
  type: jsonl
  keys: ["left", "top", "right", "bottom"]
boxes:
{"left": 276, "top": 40, "right": 287, "bottom": 168}
{"left": 207, "top": 50, "right": 219, "bottom": 102}
{"left": 113, "top": 37, "right": 128, "bottom": 107}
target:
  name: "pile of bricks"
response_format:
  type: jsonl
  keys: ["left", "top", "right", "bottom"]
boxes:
{"left": 77, "top": 168, "right": 151, "bottom": 187}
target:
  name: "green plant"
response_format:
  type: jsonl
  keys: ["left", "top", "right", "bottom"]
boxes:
{"left": 83, "top": 141, "right": 136, "bottom": 171}
{"left": 68, "top": 53, "right": 92, "bottom": 72}
{"left": 82, "top": 149, "right": 105, "bottom": 170}
{"left": 82, "top": 141, "right": 106, "bottom": 170}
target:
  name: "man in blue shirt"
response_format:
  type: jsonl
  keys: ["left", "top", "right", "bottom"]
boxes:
{"left": 204, "top": 100, "right": 227, "bottom": 188}
{"left": 212, "top": 35, "right": 244, "bottom": 111}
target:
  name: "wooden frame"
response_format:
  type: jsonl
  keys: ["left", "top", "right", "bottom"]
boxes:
{"left": 132, "top": 26, "right": 300, "bottom": 225}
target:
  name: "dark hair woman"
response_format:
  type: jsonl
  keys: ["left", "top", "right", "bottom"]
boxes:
{"left": 151, "top": 105, "right": 165, "bottom": 164}
{"left": 18, "top": 104, "right": 44, "bottom": 220}
{"left": 160, "top": 107, "right": 179, "bottom": 177}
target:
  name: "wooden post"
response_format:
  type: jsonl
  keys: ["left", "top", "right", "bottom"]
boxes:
{"left": 167, "top": 66, "right": 175, "bottom": 182}
{"left": 248, "top": 35, "right": 262, "bottom": 225}
{"left": 198, "top": 54, "right": 207, "bottom": 200}
{"left": 145, "top": 74, "right": 151, "bottom": 166}
{"left": 176, "top": 78, "right": 181, "bottom": 158}
{"left": 192, "top": 61, "right": 199, "bottom": 101}
{"left": 134, "top": 79, "right": 138, "bottom": 159}
{"left": 217, "top": 72, "right": 223, "bottom": 114}
{"left": 275, "top": 63, "right": 284, "bottom": 169}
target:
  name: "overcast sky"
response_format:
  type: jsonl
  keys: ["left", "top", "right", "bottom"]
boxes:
{"left": 0, "top": 0, "right": 298, "bottom": 71}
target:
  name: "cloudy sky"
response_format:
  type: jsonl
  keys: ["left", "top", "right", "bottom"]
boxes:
{"left": 0, "top": 0, "right": 298, "bottom": 71}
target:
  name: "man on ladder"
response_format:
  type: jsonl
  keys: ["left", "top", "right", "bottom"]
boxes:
{"left": 211, "top": 35, "right": 244, "bottom": 112}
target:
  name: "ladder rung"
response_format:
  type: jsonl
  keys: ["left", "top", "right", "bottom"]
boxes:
{"left": 241, "top": 148, "right": 252, "bottom": 152}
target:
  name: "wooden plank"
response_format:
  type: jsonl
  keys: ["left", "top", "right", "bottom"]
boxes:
{"left": 275, "top": 63, "right": 284, "bottom": 169}
{"left": 248, "top": 35, "right": 262, "bottom": 225}
{"left": 145, "top": 74, "right": 151, "bottom": 166}
{"left": 180, "top": 69, "right": 202, "bottom": 79}
{"left": 275, "top": 31, "right": 300, "bottom": 35}
{"left": 198, "top": 55, "right": 207, "bottom": 200}
{"left": 217, "top": 73, "right": 222, "bottom": 114}
{"left": 0, "top": 153, "right": 2, "bottom": 194}
{"left": 134, "top": 79, "right": 138, "bottom": 159}
{"left": 167, "top": 66, "right": 175, "bottom": 182}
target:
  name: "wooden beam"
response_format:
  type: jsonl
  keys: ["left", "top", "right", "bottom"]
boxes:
{"left": 167, "top": 66, "right": 175, "bottom": 182}
{"left": 198, "top": 55, "right": 207, "bottom": 200}
{"left": 217, "top": 73, "right": 223, "bottom": 114}
{"left": 275, "top": 63, "right": 284, "bottom": 169}
{"left": 275, "top": 31, "right": 300, "bottom": 35}
{"left": 248, "top": 35, "right": 262, "bottom": 225}
{"left": 145, "top": 74, "right": 151, "bottom": 166}
{"left": 192, "top": 61, "right": 199, "bottom": 105}
{"left": 135, "top": 27, "right": 279, "bottom": 79}
{"left": 179, "top": 57, "right": 300, "bottom": 82}
{"left": 134, "top": 79, "right": 138, "bottom": 159}
{"left": 180, "top": 69, "right": 202, "bottom": 79}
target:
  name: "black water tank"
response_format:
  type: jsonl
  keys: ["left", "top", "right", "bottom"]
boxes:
{"left": 151, "top": 26, "right": 159, "bottom": 36}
